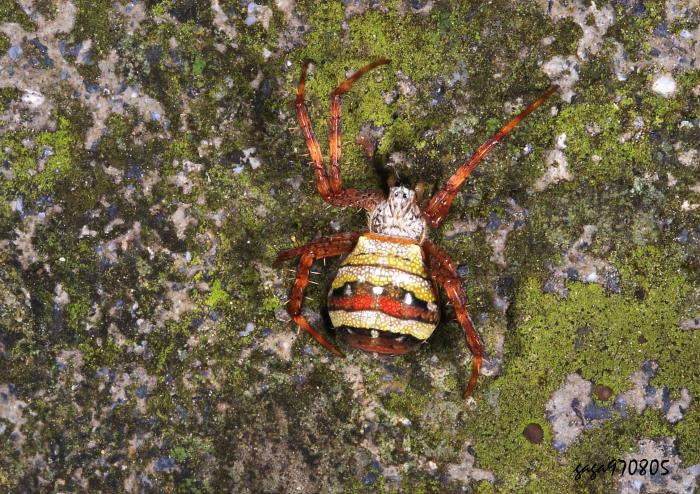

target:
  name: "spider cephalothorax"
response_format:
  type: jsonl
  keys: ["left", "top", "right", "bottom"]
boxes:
{"left": 369, "top": 186, "right": 426, "bottom": 242}
{"left": 275, "top": 59, "right": 557, "bottom": 398}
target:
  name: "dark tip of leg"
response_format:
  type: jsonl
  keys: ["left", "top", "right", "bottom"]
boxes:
{"left": 331, "top": 59, "right": 392, "bottom": 97}
{"left": 299, "top": 60, "right": 313, "bottom": 85}
{"left": 545, "top": 84, "right": 560, "bottom": 98}
{"left": 321, "top": 340, "right": 345, "bottom": 358}
{"left": 463, "top": 354, "right": 482, "bottom": 399}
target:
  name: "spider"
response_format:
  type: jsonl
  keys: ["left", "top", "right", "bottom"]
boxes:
{"left": 275, "top": 59, "right": 558, "bottom": 398}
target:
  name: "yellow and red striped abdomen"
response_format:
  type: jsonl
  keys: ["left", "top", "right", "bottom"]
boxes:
{"left": 328, "top": 233, "right": 439, "bottom": 350}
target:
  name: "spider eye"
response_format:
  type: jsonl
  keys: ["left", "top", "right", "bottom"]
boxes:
{"left": 403, "top": 193, "right": 407, "bottom": 198}
{"left": 394, "top": 191, "right": 399, "bottom": 197}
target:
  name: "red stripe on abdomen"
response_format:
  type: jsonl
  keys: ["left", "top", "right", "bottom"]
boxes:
{"left": 328, "top": 295, "right": 438, "bottom": 323}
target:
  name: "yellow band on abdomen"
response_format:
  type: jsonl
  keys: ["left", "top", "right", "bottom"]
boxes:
{"left": 329, "top": 309, "right": 437, "bottom": 340}
{"left": 332, "top": 265, "right": 436, "bottom": 302}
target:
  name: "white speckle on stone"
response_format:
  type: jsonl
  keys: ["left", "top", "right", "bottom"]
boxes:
{"left": 169, "top": 171, "right": 194, "bottom": 194}
{"left": 547, "top": 0, "right": 615, "bottom": 61}
{"left": 261, "top": 330, "right": 297, "bottom": 361}
{"left": 666, "top": 388, "right": 692, "bottom": 424}
{"left": 211, "top": 0, "right": 237, "bottom": 44}
{"left": 7, "top": 45, "right": 23, "bottom": 60}
{"left": 586, "top": 122, "right": 602, "bottom": 136}
{"left": 445, "top": 443, "right": 495, "bottom": 485}
{"left": 104, "top": 218, "right": 125, "bottom": 234}
{"left": 616, "top": 438, "right": 700, "bottom": 494}
{"left": 10, "top": 197, "right": 23, "bottom": 214}
{"left": 171, "top": 204, "right": 196, "bottom": 239}
{"left": 546, "top": 373, "right": 601, "bottom": 451}
{"left": 275, "top": 0, "right": 295, "bottom": 15}
{"left": 681, "top": 200, "right": 699, "bottom": 211}
{"left": 250, "top": 69, "right": 264, "bottom": 90}
{"left": 680, "top": 318, "right": 700, "bottom": 331}
{"left": 79, "top": 224, "right": 98, "bottom": 237}
{"left": 585, "top": 271, "right": 598, "bottom": 282}
{"left": 444, "top": 217, "right": 484, "bottom": 238}
{"left": 239, "top": 322, "right": 255, "bottom": 337}
{"left": 0, "top": 384, "right": 27, "bottom": 445}
{"left": 245, "top": 2, "right": 273, "bottom": 29}
{"left": 248, "top": 156, "right": 261, "bottom": 169}
{"left": 545, "top": 225, "right": 619, "bottom": 297}
{"left": 555, "top": 133, "right": 567, "bottom": 149}
{"left": 619, "top": 362, "right": 692, "bottom": 424}
{"left": 652, "top": 74, "right": 676, "bottom": 97}
{"left": 678, "top": 149, "right": 698, "bottom": 167}
{"left": 21, "top": 89, "right": 45, "bottom": 107}
{"left": 396, "top": 71, "right": 417, "bottom": 98}
{"left": 612, "top": 41, "right": 631, "bottom": 81}
{"left": 542, "top": 56, "right": 579, "bottom": 103}
{"left": 241, "top": 147, "right": 262, "bottom": 170}
{"left": 541, "top": 1, "right": 618, "bottom": 99}
{"left": 534, "top": 149, "right": 573, "bottom": 192}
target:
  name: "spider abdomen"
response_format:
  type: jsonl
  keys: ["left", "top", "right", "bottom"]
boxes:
{"left": 327, "top": 233, "right": 439, "bottom": 354}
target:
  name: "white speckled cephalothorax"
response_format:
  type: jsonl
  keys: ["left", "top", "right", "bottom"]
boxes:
{"left": 275, "top": 58, "right": 558, "bottom": 398}
{"left": 368, "top": 186, "right": 426, "bottom": 241}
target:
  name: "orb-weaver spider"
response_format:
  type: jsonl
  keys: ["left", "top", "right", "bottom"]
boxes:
{"left": 275, "top": 59, "right": 557, "bottom": 397}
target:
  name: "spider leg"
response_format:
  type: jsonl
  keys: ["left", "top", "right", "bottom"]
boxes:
{"left": 276, "top": 231, "right": 363, "bottom": 357}
{"left": 424, "top": 239, "right": 484, "bottom": 398}
{"left": 274, "top": 231, "right": 363, "bottom": 266}
{"left": 288, "top": 252, "right": 344, "bottom": 357}
{"left": 421, "top": 85, "right": 559, "bottom": 228}
{"left": 329, "top": 59, "right": 390, "bottom": 195}
{"left": 295, "top": 60, "right": 387, "bottom": 211}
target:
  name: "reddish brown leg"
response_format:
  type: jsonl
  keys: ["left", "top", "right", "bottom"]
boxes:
{"left": 295, "top": 60, "right": 386, "bottom": 211}
{"left": 275, "top": 231, "right": 363, "bottom": 357}
{"left": 329, "top": 59, "right": 390, "bottom": 194}
{"left": 422, "top": 85, "right": 559, "bottom": 228}
{"left": 424, "top": 239, "right": 483, "bottom": 398}
{"left": 274, "top": 231, "right": 363, "bottom": 265}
